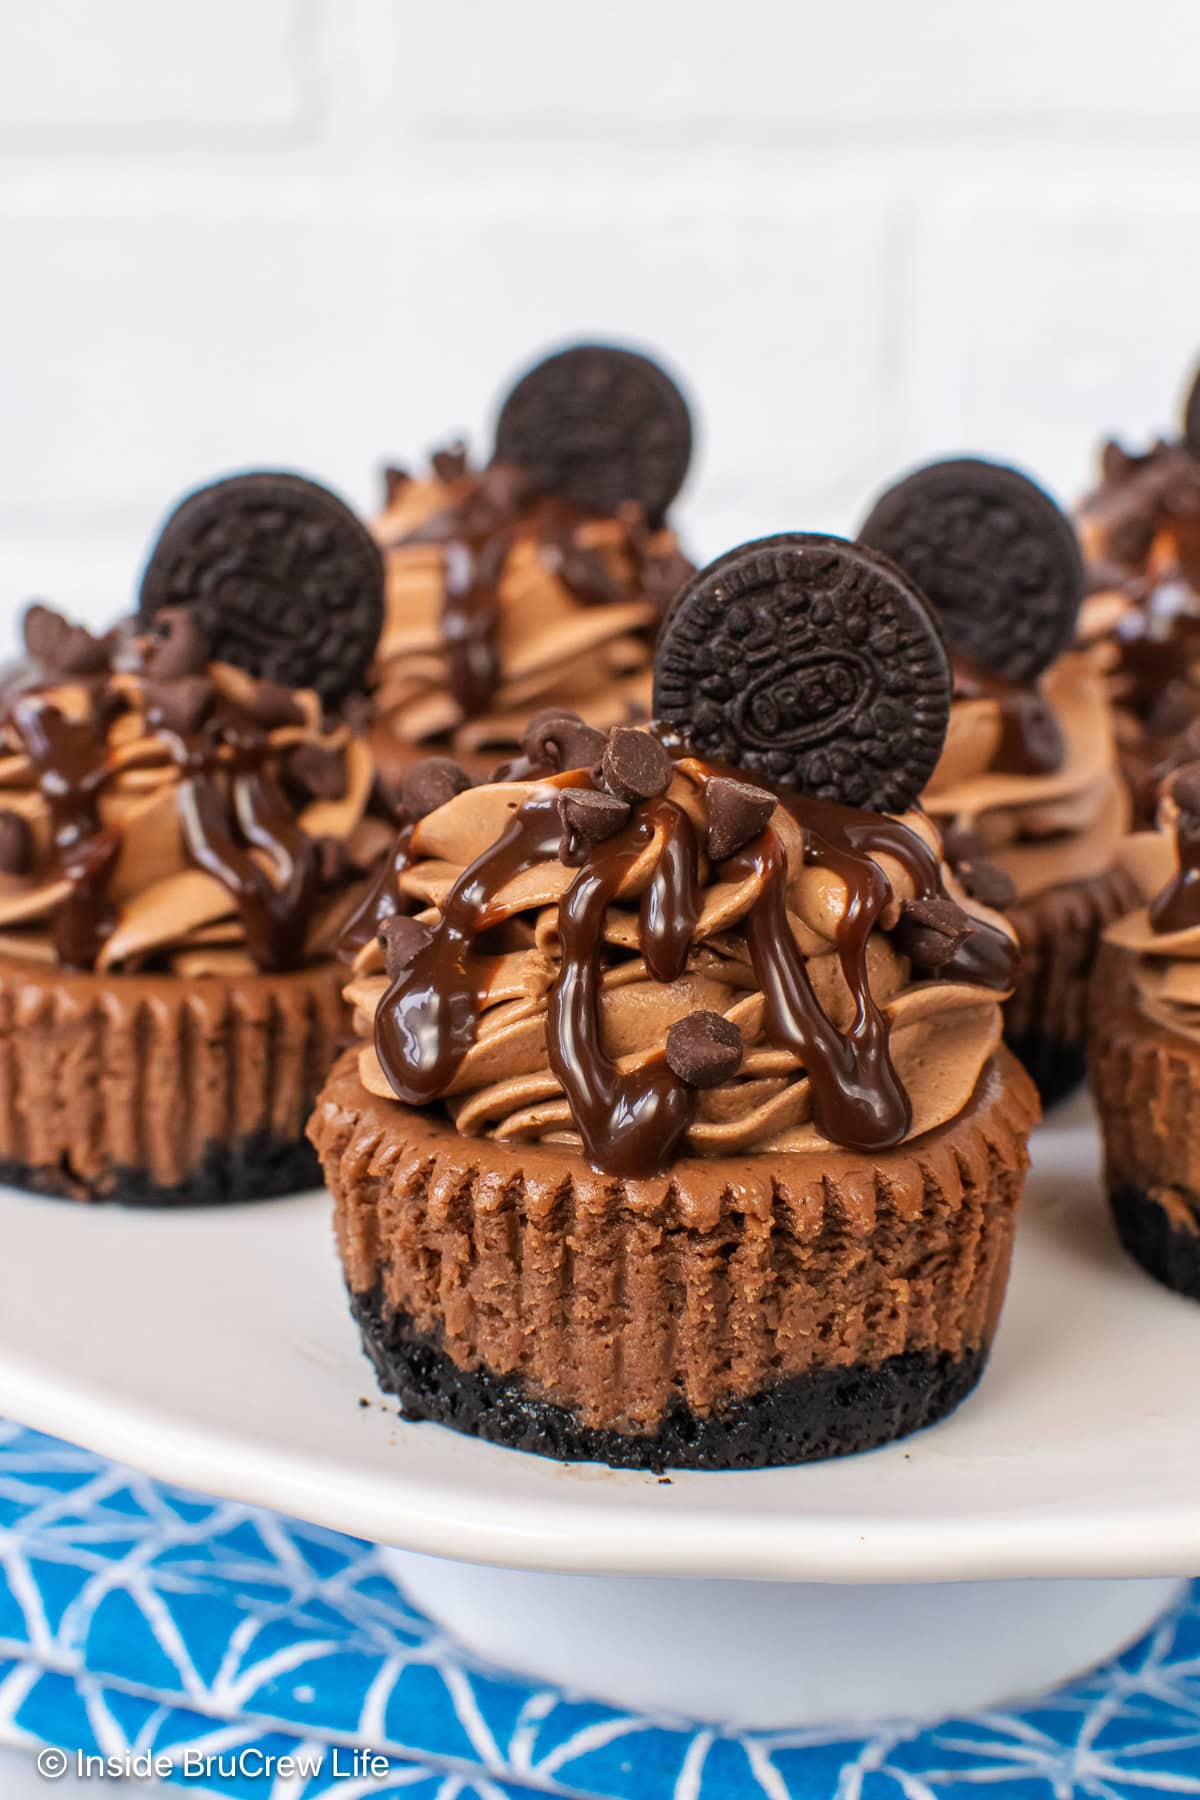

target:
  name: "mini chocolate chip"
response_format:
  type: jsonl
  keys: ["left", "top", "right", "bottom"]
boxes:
{"left": 705, "top": 776, "right": 776, "bottom": 862}
{"left": 1171, "top": 762, "right": 1200, "bottom": 820}
{"left": 247, "top": 680, "right": 305, "bottom": 730}
{"left": 958, "top": 859, "right": 1017, "bottom": 910}
{"left": 141, "top": 606, "right": 210, "bottom": 680}
{"left": 557, "top": 787, "right": 631, "bottom": 863}
{"left": 383, "top": 465, "right": 411, "bottom": 505}
{"left": 940, "top": 824, "right": 986, "bottom": 869}
{"left": 0, "top": 810, "right": 34, "bottom": 877}
{"left": 23, "top": 604, "right": 70, "bottom": 665}
{"left": 143, "top": 675, "right": 214, "bottom": 738}
{"left": 665, "top": 1011, "right": 744, "bottom": 1088}
{"left": 286, "top": 742, "right": 348, "bottom": 803}
{"left": 22, "top": 604, "right": 108, "bottom": 676}
{"left": 314, "top": 836, "right": 351, "bottom": 888}
{"left": 478, "top": 461, "right": 535, "bottom": 514}
{"left": 380, "top": 914, "right": 433, "bottom": 979}
{"left": 399, "top": 756, "right": 472, "bottom": 820}
{"left": 600, "top": 726, "right": 673, "bottom": 802}
{"left": 894, "top": 896, "right": 972, "bottom": 972}
{"left": 431, "top": 443, "right": 468, "bottom": 484}
{"left": 555, "top": 543, "right": 620, "bottom": 607}
{"left": 521, "top": 712, "right": 608, "bottom": 773}
{"left": 640, "top": 544, "right": 694, "bottom": 618}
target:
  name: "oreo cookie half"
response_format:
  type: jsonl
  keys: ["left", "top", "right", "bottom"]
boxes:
{"left": 139, "top": 471, "right": 385, "bottom": 705}
{"left": 493, "top": 343, "right": 692, "bottom": 523}
{"left": 653, "top": 533, "right": 950, "bottom": 813}
{"left": 858, "top": 457, "right": 1083, "bottom": 684}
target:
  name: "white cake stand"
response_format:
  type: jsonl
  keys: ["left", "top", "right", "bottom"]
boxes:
{"left": 0, "top": 1092, "right": 1192, "bottom": 1727}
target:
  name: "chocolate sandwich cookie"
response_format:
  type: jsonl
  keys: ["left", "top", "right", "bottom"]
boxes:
{"left": 0, "top": 470, "right": 392, "bottom": 1205}
{"left": 654, "top": 533, "right": 951, "bottom": 812}
{"left": 860, "top": 457, "right": 1084, "bottom": 685}
{"left": 494, "top": 342, "right": 693, "bottom": 524}
{"left": 140, "top": 471, "right": 385, "bottom": 706}
{"left": 312, "top": 531, "right": 1037, "bottom": 1468}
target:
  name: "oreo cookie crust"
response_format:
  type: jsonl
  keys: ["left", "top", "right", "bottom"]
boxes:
{"left": 350, "top": 1286, "right": 989, "bottom": 1470}
{"left": 0, "top": 1133, "right": 319, "bottom": 1208}
{"left": 1110, "top": 1182, "right": 1200, "bottom": 1301}
{"left": 859, "top": 457, "right": 1084, "bottom": 684}
{"left": 139, "top": 471, "right": 385, "bottom": 705}
{"left": 494, "top": 343, "right": 692, "bottom": 523}
{"left": 653, "top": 532, "right": 951, "bottom": 811}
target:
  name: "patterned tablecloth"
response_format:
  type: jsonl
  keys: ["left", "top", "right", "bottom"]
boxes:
{"left": 0, "top": 1420, "right": 1195, "bottom": 1798}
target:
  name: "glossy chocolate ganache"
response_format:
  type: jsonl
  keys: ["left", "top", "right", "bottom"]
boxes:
{"left": 0, "top": 603, "right": 393, "bottom": 976}
{"left": 346, "top": 723, "right": 1019, "bottom": 1179}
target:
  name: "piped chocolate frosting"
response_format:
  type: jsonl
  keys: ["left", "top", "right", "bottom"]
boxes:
{"left": 356, "top": 534, "right": 1019, "bottom": 1178}
{"left": 0, "top": 474, "right": 392, "bottom": 975}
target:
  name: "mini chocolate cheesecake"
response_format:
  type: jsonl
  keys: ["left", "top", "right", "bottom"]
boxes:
{"left": 861, "top": 457, "right": 1135, "bottom": 1105}
{"left": 0, "top": 472, "right": 394, "bottom": 1203}
{"left": 1091, "top": 763, "right": 1200, "bottom": 1298}
{"left": 1076, "top": 360, "right": 1200, "bottom": 823}
{"left": 310, "top": 533, "right": 1040, "bottom": 1469}
{"left": 370, "top": 343, "right": 694, "bottom": 780}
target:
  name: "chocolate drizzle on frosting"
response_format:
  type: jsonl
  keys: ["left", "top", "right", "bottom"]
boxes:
{"left": 952, "top": 658, "right": 1066, "bottom": 778}
{"left": 390, "top": 455, "right": 692, "bottom": 718}
{"left": 0, "top": 604, "right": 388, "bottom": 974}
{"left": 370, "top": 743, "right": 1017, "bottom": 1176}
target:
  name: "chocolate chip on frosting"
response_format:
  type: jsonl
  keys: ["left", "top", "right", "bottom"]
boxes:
{"left": 246, "top": 680, "right": 305, "bottom": 730}
{"left": 22, "top": 604, "right": 109, "bottom": 677}
{"left": 399, "top": 756, "right": 472, "bottom": 821}
{"left": 285, "top": 742, "right": 348, "bottom": 803}
{"left": 957, "top": 859, "right": 1017, "bottom": 910}
{"left": 379, "top": 914, "right": 434, "bottom": 980}
{"left": 600, "top": 726, "right": 673, "bottom": 803}
{"left": 143, "top": 675, "right": 214, "bottom": 738}
{"left": 520, "top": 711, "right": 608, "bottom": 773}
{"left": 383, "top": 466, "right": 411, "bottom": 505}
{"left": 141, "top": 606, "right": 210, "bottom": 681}
{"left": 0, "top": 810, "right": 33, "bottom": 877}
{"left": 704, "top": 776, "right": 776, "bottom": 863}
{"left": 894, "top": 896, "right": 973, "bottom": 973}
{"left": 557, "top": 787, "right": 631, "bottom": 863}
{"left": 1170, "top": 761, "right": 1200, "bottom": 821}
{"left": 431, "top": 443, "right": 469, "bottom": 484}
{"left": 665, "top": 1010, "right": 744, "bottom": 1088}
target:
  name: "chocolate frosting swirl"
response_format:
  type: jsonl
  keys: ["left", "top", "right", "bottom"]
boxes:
{"left": 348, "top": 740, "right": 1018, "bottom": 1177}
{"left": 923, "top": 653, "right": 1130, "bottom": 902}
{"left": 0, "top": 606, "right": 393, "bottom": 975}
{"left": 372, "top": 451, "right": 692, "bottom": 756}
{"left": 1107, "top": 766, "right": 1200, "bottom": 1039}
{"left": 1077, "top": 437, "right": 1200, "bottom": 800}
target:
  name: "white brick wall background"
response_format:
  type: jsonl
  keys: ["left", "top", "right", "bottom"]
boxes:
{"left": 2, "top": 0, "right": 1200, "bottom": 650}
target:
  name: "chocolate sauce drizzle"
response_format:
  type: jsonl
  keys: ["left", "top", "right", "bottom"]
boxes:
{"left": 1150, "top": 808, "right": 1200, "bottom": 934}
{"left": 372, "top": 764, "right": 1017, "bottom": 1177}
{"left": 952, "top": 658, "right": 1065, "bottom": 778}
{"left": 4, "top": 644, "right": 363, "bottom": 973}
{"left": 396, "top": 463, "right": 686, "bottom": 717}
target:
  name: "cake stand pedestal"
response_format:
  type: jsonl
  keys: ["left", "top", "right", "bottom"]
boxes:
{"left": 0, "top": 1094, "right": 1195, "bottom": 1729}
{"left": 388, "top": 1553, "right": 1180, "bottom": 1727}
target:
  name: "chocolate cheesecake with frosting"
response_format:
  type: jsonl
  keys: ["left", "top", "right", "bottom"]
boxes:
{"left": 1076, "top": 364, "right": 1200, "bottom": 822}
{"left": 370, "top": 344, "right": 693, "bottom": 779}
{"left": 310, "top": 533, "right": 1039, "bottom": 1469}
{"left": 861, "top": 457, "right": 1135, "bottom": 1105}
{"left": 0, "top": 471, "right": 392, "bottom": 1203}
{"left": 1091, "top": 762, "right": 1200, "bottom": 1298}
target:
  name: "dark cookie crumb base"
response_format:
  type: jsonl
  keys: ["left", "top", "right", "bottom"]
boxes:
{"left": 1110, "top": 1182, "right": 1200, "bottom": 1302}
{"left": 350, "top": 1285, "right": 989, "bottom": 1470}
{"left": 0, "top": 1131, "right": 320, "bottom": 1207}
{"left": 1005, "top": 1031, "right": 1086, "bottom": 1109}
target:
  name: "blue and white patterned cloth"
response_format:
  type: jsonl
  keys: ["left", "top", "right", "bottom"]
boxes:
{"left": 0, "top": 1419, "right": 1197, "bottom": 1799}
